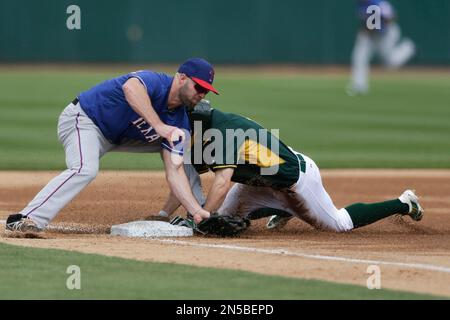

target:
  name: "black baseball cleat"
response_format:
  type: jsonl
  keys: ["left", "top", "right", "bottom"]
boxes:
{"left": 6, "top": 214, "right": 42, "bottom": 233}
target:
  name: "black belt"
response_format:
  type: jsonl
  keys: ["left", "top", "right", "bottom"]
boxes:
{"left": 296, "top": 153, "right": 306, "bottom": 173}
{"left": 72, "top": 97, "right": 79, "bottom": 105}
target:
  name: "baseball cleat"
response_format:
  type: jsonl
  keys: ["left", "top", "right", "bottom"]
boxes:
{"left": 398, "top": 190, "right": 424, "bottom": 221}
{"left": 6, "top": 214, "right": 42, "bottom": 233}
{"left": 266, "top": 215, "right": 293, "bottom": 230}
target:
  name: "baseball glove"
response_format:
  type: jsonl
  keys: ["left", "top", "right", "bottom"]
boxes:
{"left": 170, "top": 214, "right": 250, "bottom": 237}
{"left": 196, "top": 214, "right": 250, "bottom": 237}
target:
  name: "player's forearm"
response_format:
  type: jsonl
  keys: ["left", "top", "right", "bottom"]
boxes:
{"left": 166, "top": 166, "right": 204, "bottom": 215}
{"left": 161, "top": 191, "right": 182, "bottom": 216}
{"left": 123, "top": 78, "right": 164, "bottom": 130}
{"left": 203, "top": 178, "right": 231, "bottom": 213}
{"left": 162, "top": 151, "right": 207, "bottom": 218}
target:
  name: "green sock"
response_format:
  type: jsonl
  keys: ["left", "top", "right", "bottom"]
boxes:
{"left": 345, "top": 199, "right": 409, "bottom": 229}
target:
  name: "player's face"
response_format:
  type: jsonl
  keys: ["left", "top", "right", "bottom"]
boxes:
{"left": 179, "top": 77, "right": 209, "bottom": 107}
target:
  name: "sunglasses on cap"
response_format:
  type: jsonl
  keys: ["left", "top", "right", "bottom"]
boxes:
{"left": 189, "top": 77, "right": 210, "bottom": 95}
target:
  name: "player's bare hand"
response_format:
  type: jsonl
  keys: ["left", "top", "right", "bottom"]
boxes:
{"left": 157, "top": 124, "right": 185, "bottom": 148}
{"left": 193, "top": 209, "right": 210, "bottom": 224}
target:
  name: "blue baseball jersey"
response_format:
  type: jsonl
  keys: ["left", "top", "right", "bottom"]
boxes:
{"left": 78, "top": 71, "right": 189, "bottom": 155}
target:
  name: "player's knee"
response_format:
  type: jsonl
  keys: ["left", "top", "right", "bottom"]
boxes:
{"left": 78, "top": 164, "right": 99, "bottom": 181}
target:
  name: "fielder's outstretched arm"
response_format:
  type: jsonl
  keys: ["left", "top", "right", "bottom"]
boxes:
{"left": 123, "top": 78, "right": 184, "bottom": 147}
{"left": 162, "top": 150, "right": 210, "bottom": 223}
{"left": 203, "top": 168, "right": 234, "bottom": 213}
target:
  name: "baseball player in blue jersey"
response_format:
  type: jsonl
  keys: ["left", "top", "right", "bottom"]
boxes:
{"left": 348, "top": 0, "right": 415, "bottom": 95}
{"left": 6, "top": 58, "right": 219, "bottom": 233}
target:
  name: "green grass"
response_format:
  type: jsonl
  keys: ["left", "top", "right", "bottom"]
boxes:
{"left": 0, "top": 242, "right": 443, "bottom": 300}
{"left": 0, "top": 69, "right": 449, "bottom": 169}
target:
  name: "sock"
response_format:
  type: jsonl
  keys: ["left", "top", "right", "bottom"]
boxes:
{"left": 345, "top": 199, "right": 409, "bottom": 229}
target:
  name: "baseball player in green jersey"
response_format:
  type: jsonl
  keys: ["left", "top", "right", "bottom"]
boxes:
{"left": 156, "top": 102, "right": 424, "bottom": 233}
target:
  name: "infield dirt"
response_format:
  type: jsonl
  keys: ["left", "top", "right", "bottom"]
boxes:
{"left": 1, "top": 170, "right": 449, "bottom": 297}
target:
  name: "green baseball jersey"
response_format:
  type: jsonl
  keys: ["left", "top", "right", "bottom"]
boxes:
{"left": 189, "top": 108, "right": 300, "bottom": 189}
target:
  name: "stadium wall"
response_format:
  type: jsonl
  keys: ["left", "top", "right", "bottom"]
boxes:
{"left": 1, "top": 0, "right": 449, "bottom": 64}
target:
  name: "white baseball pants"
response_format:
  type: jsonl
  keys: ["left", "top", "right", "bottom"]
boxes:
{"left": 218, "top": 154, "right": 354, "bottom": 232}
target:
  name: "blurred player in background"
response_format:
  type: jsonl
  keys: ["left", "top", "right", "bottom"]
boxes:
{"left": 347, "top": 0, "right": 416, "bottom": 95}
